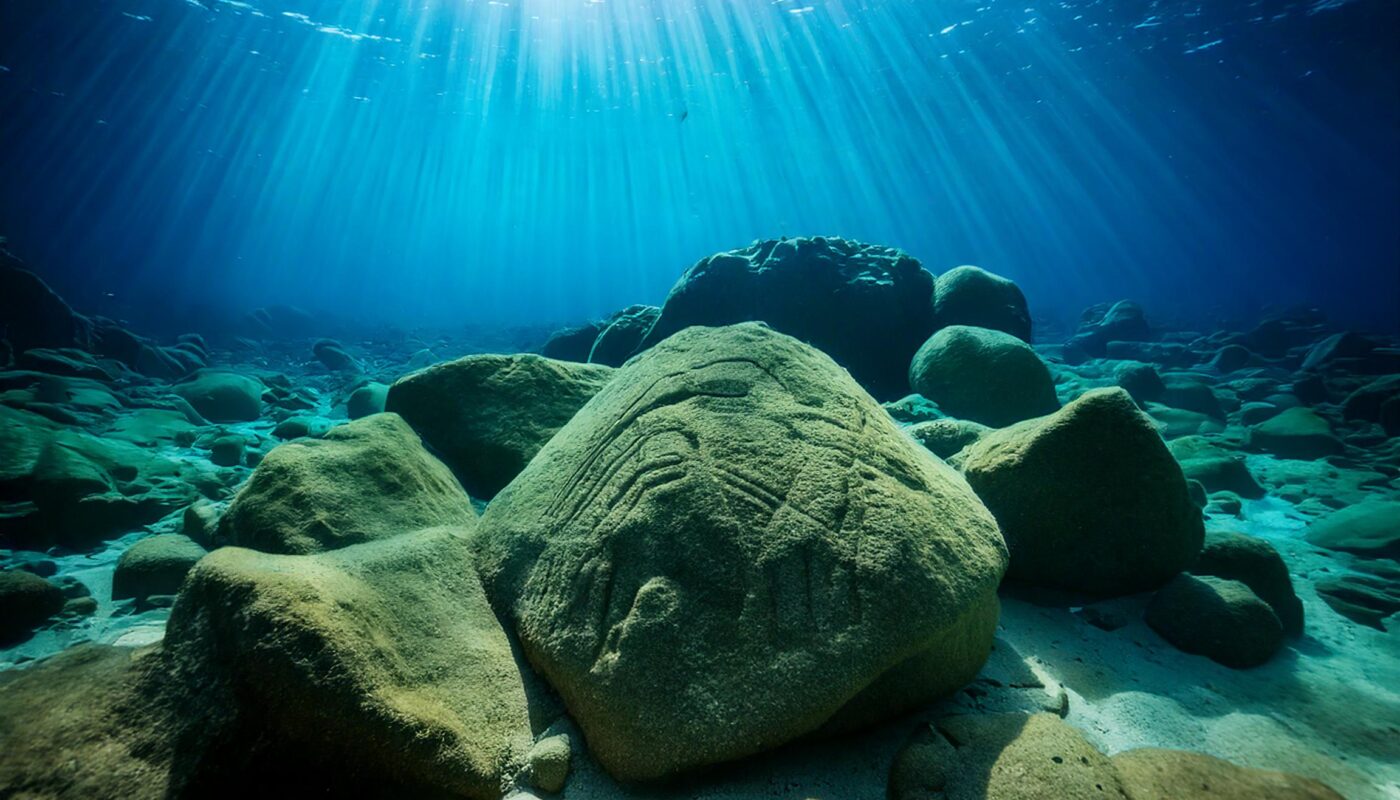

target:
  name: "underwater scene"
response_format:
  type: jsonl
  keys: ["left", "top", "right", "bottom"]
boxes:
{"left": 1, "top": 0, "right": 1398, "bottom": 797}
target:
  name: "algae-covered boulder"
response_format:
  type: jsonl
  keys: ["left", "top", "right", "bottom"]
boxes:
{"left": 346, "top": 382, "right": 388, "bottom": 420}
{"left": 1191, "top": 530, "right": 1303, "bottom": 635}
{"left": 638, "top": 237, "right": 937, "bottom": 399}
{"left": 1146, "top": 573, "right": 1283, "bottom": 668}
{"left": 889, "top": 713, "right": 1130, "bottom": 800}
{"left": 163, "top": 528, "right": 535, "bottom": 798}
{"left": 908, "top": 326, "right": 1059, "bottom": 427}
{"left": 112, "top": 534, "right": 208, "bottom": 602}
{"left": 172, "top": 370, "right": 265, "bottom": 423}
{"left": 1112, "top": 748, "right": 1345, "bottom": 799}
{"left": 473, "top": 323, "right": 1008, "bottom": 781}
{"left": 1304, "top": 499, "right": 1400, "bottom": 560}
{"left": 962, "top": 388, "right": 1203, "bottom": 596}
{"left": 216, "top": 413, "right": 476, "bottom": 554}
{"left": 931, "top": 265, "right": 1032, "bottom": 342}
{"left": 907, "top": 418, "right": 992, "bottom": 460}
{"left": 1247, "top": 407, "right": 1343, "bottom": 459}
{"left": 387, "top": 354, "right": 615, "bottom": 498}
{"left": 587, "top": 305, "right": 660, "bottom": 367}
{"left": 1167, "top": 436, "right": 1265, "bottom": 499}
{"left": 0, "top": 569, "right": 65, "bottom": 642}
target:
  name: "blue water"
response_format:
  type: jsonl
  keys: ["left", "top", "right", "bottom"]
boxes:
{"left": 1, "top": 0, "right": 1396, "bottom": 331}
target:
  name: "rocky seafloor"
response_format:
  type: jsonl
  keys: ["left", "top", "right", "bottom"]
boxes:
{"left": 0, "top": 237, "right": 1397, "bottom": 800}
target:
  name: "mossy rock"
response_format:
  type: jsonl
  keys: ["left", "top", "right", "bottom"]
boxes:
{"left": 1191, "top": 530, "right": 1303, "bottom": 635}
{"left": 163, "top": 527, "right": 536, "bottom": 798}
{"left": 473, "top": 323, "right": 1007, "bottom": 781}
{"left": 908, "top": 326, "right": 1059, "bottom": 427}
{"left": 346, "top": 382, "right": 388, "bottom": 420}
{"left": 172, "top": 370, "right": 266, "bottom": 423}
{"left": 387, "top": 353, "right": 615, "bottom": 498}
{"left": 907, "top": 418, "right": 991, "bottom": 460}
{"left": 962, "top": 388, "right": 1204, "bottom": 596}
{"left": 1112, "top": 748, "right": 1344, "bottom": 799}
{"left": 931, "top": 265, "right": 1032, "bottom": 342}
{"left": 217, "top": 413, "right": 476, "bottom": 554}
{"left": 587, "top": 305, "right": 660, "bottom": 367}
{"left": 0, "top": 569, "right": 65, "bottom": 643}
{"left": 1146, "top": 573, "right": 1283, "bottom": 668}
{"left": 1247, "top": 407, "right": 1343, "bottom": 459}
{"left": 112, "top": 534, "right": 209, "bottom": 602}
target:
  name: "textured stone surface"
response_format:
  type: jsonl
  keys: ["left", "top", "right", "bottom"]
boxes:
{"left": 474, "top": 323, "right": 1007, "bottom": 780}
{"left": 908, "top": 325, "right": 1058, "bottom": 427}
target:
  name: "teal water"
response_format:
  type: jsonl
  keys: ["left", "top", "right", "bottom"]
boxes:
{"left": 0, "top": 0, "right": 1396, "bottom": 329}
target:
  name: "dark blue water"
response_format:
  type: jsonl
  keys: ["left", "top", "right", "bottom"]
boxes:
{"left": 1, "top": 0, "right": 1396, "bottom": 332}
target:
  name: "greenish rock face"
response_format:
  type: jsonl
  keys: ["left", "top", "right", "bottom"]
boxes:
{"left": 907, "top": 417, "right": 992, "bottom": 460}
{"left": 1191, "top": 530, "right": 1303, "bottom": 636}
{"left": 346, "top": 382, "right": 388, "bottom": 420}
{"left": 961, "top": 387, "right": 1204, "bottom": 596}
{"left": 931, "top": 265, "right": 1033, "bottom": 342}
{"left": 172, "top": 370, "right": 266, "bottom": 423}
{"left": 1247, "top": 406, "right": 1343, "bottom": 459}
{"left": 1146, "top": 573, "right": 1283, "bottom": 669}
{"left": 387, "top": 353, "right": 615, "bottom": 498}
{"left": 908, "top": 325, "right": 1059, "bottom": 428}
{"left": 473, "top": 323, "right": 1008, "bottom": 781}
{"left": 163, "top": 528, "right": 535, "bottom": 799}
{"left": 217, "top": 413, "right": 476, "bottom": 554}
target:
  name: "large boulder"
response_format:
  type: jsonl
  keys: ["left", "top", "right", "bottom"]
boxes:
{"left": 112, "top": 534, "right": 209, "bottom": 602}
{"left": 1113, "top": 748, "right": 1345, "bottom": 799}
{"left": 931, "top": 265, "right": 1032, "bottom": 342}
{"left": 587, "top": 305, "right": 660, "bottom": 367}
{"left": 162, "top": 528, "right": 536, "bottom": 798}
{"left": 216, "top": 413, "right": 476, "bottom": 554}
{"left": 1191, "top": 530, "right": 1303, "bottom": 635}
{"left": 961, "top": 388, "right": 1204, "bottom": 596}
{"left": 1146, "top": 573, "right": 1284, "bottom": 668}
{"left": 473, "top": 323, "right": 1008, "bottom": 780}
{"left": 387, "top": 354, "right": 615, "bottom": 498}
{"left": 638, "top": 237, "right": 937, "bottom": 399}
{"left": 908, "top": 326, "right": 1058, "bottom": 427}
{"left": 540, "top": 322, "right": 603, "bottom": 363}
{"left": 172, "top": 370, "right": 266, "bottom": 423}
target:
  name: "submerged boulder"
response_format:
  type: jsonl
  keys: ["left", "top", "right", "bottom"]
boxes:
{"left": 931, "top": 265, "right": 1032, "bottom": 341}
{"left": 540, "top": 322, "right": 604, "bottom": 363}
{"left": 638, "top": 237, "right": 937, "bottom": 399}
{"left": 216, "top": 413, "right": 476, "bottom": 554}
{"left": 0, "top": 569, "right": 65, "bottom": 642}
{"left": 1304, "top": 499, "right": 1400, "bottom": 560}
{"left": 961, "top": 388, "right": 1204, "bottom": 596}
{"left": 1247, "top": 407, "right": 1343, "bottom": 459}
{"left": 1113, "top": 748, "right": 1344, "bottom": 800}
{"left": 0, "top": 249, "right": 91, "bottom": 355}
{"left": 587, "top": 305, "right": 660, "bottom": 367}
{"left": 1064, "top": 300, "right": 1150, "bottom": 361}
{"left": 163, "top": 528, "right": 536, "bottom": 798}
{"left": 112, "top": 534, "right": 208, "bottom": 602}
{"left": 1167, "top": 437, "right": 1265, "bottom": 499}
{"left": 1191, "top": 530, "right": 1303, "bottom": 635}
{"left": 907, "top": 418, "right": 992, "bottom": 460}
{"left": 172, "top": 370, "right": 266, "bottom": 423}
{"left": 473, "top": 323, "right": 1008, "bottom": 780}
{"left": 908, "top": 326, "right": 1058, "bottom": 427}
{"left": 387, "top": 354, "right": 615, "bottom": 497}
{"left": 1146, "top": 573, "right": 1283, "bottom": 668}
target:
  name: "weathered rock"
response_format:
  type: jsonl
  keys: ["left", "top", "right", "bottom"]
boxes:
{"left": 931, "top": 265, "right": 1032, "bottom": 342}
{"left": 387, "top": 354, "right": 615, "bottom": 498}
{"left": 163, "top": 528, "right": 535, "bottom": 798}
{"left": 638, "top": 237, "right": 937, "bottom": 399}
{"left": 883, "top": 394, "right": 946, "bottom": 425}
{"left": 312, "top": 338, "right": 360, "bottom": 372}
{"left": 208, "top": 434, "right": 245, "bottom": 468}
{"left": 18, "top": 347, "right": 115, "bottom": 381}
{"left": 540, "top": 322, "right": 604, "bottom": 363}
{"left": 524, "top": 733, "right": 572, "bottom": 794}
{"left": 1143, "top": 403, "right": 1226, "bottom": 439}
{"left": 1209, "top": 344, "right": 1252, "bottom": 372}
{"left": 473, "top": 323, "right": 1008, "bottom": 780}
{"left": 172, "top": 370, "right": 265, "bottom": 423}
{"left": 106, "top": 409, "right": 199, "bottom": 448}
{"left": 112, "top": 534, "right": 209, "bottom": 602}
{"left": 216, "top": 413, "right": 476, "bottom": 554}
{"left": 1314, "top": 562, "right": 1400, "bottom": 630}
{"left": 1247, "top": 407, "right": 1343, "bottom": 459}
{"left": 1342, "top": 374, "right": 1400, "bottom": 436}
{"left": 588, "top": 305, "right": 660, "bottom": 367}
{"left": 908, "top": 418, "right": 992, "bottom": 460}
{"left": 962, "top": 388, "right": 1203, "bottom": 596}
{"left": 346, "top": 382, "right": 388, "bottom": 420}
{"left": 1159, "top": 375, "right": 1224, "bottom": 419}
{"left": 1146, "top": 574, "right": 1284, "bottom": 668}
{"left": 271, "top": 415, "right": 332, "bottom": 440}
{"left": 1304, "top": 499, "right": 1400, "bottom": 560}
{"left": 889, "top": 713, "right": 1129, "bottom": 800}
{"left": 1113, "top": 748, "right": 1345, "bottom": 800}
{"left": 908, "top": 326, "right": 1059, "bottom": 427}
{"left": 1113, "top": 361, "right": 1166, "bottom": 405}
{"left": 1064, "top": 300, "right": 1149, "bottom": 361}
{"left": 0, "top": 250, "right": 91, "bottom": 355}
{"left": 0, "top": 569, "right": 65, "bottom": 642}
{"left": 1191, "top": 530, "right": 1303, "bottom": 635}
{"left": 1167, "top": 437, "right": 1265, "bottom": 499}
